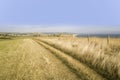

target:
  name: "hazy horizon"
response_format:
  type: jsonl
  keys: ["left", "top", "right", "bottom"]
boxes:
{"left": 0, "top": 25, "right": 119, "bottom": 34}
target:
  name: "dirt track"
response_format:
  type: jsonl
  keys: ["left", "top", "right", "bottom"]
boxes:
{"left": 0, "top": 38, "right": 109, "bottom": 80}
{"left": 0, "top": 39, "right": 80, "bottom": 80}
{"left": 34, "top": 39, "right": 107, "bottom": 80}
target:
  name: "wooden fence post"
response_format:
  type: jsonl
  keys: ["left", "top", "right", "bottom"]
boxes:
{"left": 87, "top": 34, "right": 90, "bottom": 43}
{"left": 107, "top": 34, "right": 110, "bottom": 45}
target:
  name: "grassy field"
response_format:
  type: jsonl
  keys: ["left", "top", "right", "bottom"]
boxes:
{"left": 0, "top": 37, "right": 120, "bottom": 80}
{"left": 0, "top": 38, "right": 80, "bottom": 80}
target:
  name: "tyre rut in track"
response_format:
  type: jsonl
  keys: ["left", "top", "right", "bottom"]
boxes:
{"left": 34, "top": 39, "right": 107, "bottom": 80}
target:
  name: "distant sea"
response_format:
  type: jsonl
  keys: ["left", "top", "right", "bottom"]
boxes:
{"left": 76, "top": 34, "right": 120, "bottom": 38}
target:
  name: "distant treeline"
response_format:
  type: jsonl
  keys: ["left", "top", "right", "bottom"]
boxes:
{"left": 0, "top": 33, "right": 120, "bottom": 38}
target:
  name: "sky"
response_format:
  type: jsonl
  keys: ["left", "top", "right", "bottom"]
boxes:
{"left": 0, "top": 0, "right": 120, "bottom": 33}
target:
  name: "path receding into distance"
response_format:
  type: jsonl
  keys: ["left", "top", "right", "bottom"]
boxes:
{"left": 0, "top": 39, "right": 80, "bottom": 80}
{"left": 0, "top": 38, "right": 107, "bottom": 80}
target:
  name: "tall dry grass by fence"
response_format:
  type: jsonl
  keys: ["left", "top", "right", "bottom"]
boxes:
{"left": 36, "top": 37, "right": 120, "bottom": 80}
{"left": 35, "top": 39, "right": 106, "bottom": 80}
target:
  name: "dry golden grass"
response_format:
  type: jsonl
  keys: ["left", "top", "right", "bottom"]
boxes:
{"left": 1, "top": 37, "right": 120, "bottom": 80}
{"left": 36, "top": 37, "right": 120, "bottom": 80}
{"left": 0, "top": 39, "right": 80, "bottom": 80}
{"left": 35, "top": 39, "right": 106, "bottom": 80}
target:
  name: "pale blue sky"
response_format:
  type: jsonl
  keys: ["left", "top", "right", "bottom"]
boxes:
{"left": 0, "top": 0, "right": 120, "bottom": 33}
